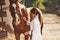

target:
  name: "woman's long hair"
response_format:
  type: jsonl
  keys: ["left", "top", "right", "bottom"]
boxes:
{"left": 30, "top": 8, "right": 41, "bottom": 23}
{"left": 30, "top": 8, "right": 43, "bottom": 35}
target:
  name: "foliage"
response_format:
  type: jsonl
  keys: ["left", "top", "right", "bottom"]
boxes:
{"left": 37, "top": 3, "right": 45, "bottom": 9}
{"left": 37, "top": 0, "right": 44, "bottom": 3}
{"left": 37, "top": 0, "right": 45, "bottom": 9}
{"left": 43, "top": 0, "right": 60, "bottom": 8}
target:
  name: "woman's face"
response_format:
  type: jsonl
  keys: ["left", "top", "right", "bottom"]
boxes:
{"left": 30, "top": 13, "right": 36, "bottom": 20}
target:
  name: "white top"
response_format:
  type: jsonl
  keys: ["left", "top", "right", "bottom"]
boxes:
{"left": 27, "top": 15, "right": 41, "bottom": 35}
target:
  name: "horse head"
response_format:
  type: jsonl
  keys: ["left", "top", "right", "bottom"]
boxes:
{"left": 9, "top": 1, "right": 28, "bottom": 25}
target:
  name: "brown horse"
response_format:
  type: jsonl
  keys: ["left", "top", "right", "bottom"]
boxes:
{"left": 9, "top": 0, "right": 30, "bottom": 40}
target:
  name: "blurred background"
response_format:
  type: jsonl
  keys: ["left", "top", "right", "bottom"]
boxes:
{"left": 0, "top": 0, "right": 60, "bottom": 40}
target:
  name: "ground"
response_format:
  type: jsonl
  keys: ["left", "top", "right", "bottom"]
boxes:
{"left": 0, "top": 13, "right": 60, "bottom": 40}
{"left": 43, "top": 13, "right": 60, "bottom": 40}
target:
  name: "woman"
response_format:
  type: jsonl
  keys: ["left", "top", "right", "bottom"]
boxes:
{"left": 22, "top": 8, "right": 42, "bottom": 40}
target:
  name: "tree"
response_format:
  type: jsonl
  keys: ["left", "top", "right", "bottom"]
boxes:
{"left": 37, "top": 0, "right": 45, "bottom": 9}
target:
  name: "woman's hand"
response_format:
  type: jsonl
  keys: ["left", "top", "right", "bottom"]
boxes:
{"left": 21, "top": 17, "right": 27, "bottom": 21}
{"left": 24, "top": 32, "right": 29, "bottom": 35}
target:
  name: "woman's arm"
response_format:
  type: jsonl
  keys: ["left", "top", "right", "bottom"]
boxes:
{"left": 21, "top": 17, "right": 31, "bottom": 25}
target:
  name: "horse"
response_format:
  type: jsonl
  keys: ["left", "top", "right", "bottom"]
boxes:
{"left": 9, "top": 0, "right": 30, "bottom": 40}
